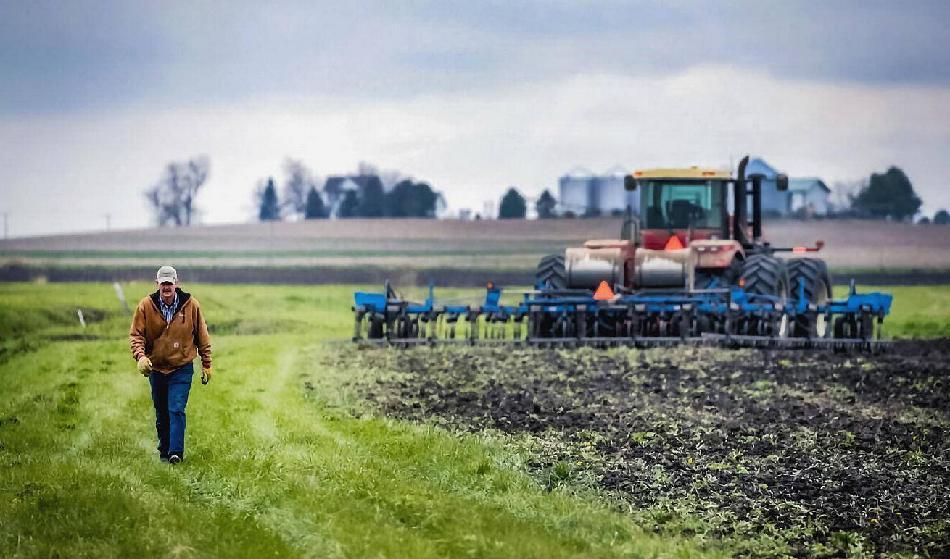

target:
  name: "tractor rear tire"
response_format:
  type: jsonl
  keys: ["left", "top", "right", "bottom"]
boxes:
{"left": 787, "top": 258, "right": 832, "bottom": 338}
{"left": 739, "top": 254, "right": 790, "bottom": 297}
{"left": 536, "top": 254, "right": 566, "bottom": 290}
{"left": 739, "top": 254, "right": 790, "bottom": 336}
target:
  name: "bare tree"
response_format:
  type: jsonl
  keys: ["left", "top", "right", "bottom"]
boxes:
{"left": 356, "top": 161, "right": 379, "bottom": 177}
{"left": 830, "top": 178, "right": 866, "bottom": 215}
{"left": 281, "top": 159, "right": 319, "bottom": 219}
{"left": 145, "top": 156, "right": 210, "bottom": 226}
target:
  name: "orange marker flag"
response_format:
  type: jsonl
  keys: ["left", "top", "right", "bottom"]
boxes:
{"left": 664, "top": 234, "right": 684, "bottom": 250}
{"left": 593, "top": 281, "right": 615, "bottom": 301}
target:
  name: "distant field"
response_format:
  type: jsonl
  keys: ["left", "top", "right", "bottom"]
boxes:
{"left": 2, "top": 218, "right": 949, "bottom": 273}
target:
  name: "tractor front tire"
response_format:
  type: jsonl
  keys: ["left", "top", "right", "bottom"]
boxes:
{"left": 787, "top": 258, "right": 832, "bottom": 338}
{"left": 536, "top": 254, "right": 566, "bottom": 290}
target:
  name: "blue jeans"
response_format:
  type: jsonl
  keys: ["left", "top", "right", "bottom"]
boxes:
{"left": 149, "top": 362, "right": 194, "bottom": 458}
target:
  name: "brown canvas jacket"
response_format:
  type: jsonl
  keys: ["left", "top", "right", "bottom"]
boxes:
{"left": 129, "top": 289, "right": 212, "bottom": 374}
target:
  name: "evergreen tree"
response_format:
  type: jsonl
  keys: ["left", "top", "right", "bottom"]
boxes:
{"left": 338, "top": 190, "right": 360, "bottom": 218}
{"left": 499, "top": 187, "right": 527, "bottom": 219}
{"left": 304, "top": 186, "right": 326, "bottom": 219}
{"left": 935, "top": 209, "right": 950, "bottom": 225}
{"left": 258, "top": 178, "right": 280, "bottom": 221}
{"left": 536, "top": 189, "right": 557, "bottom": 219}
{"left": 852, "top": 167, "right": 921, "bottom": 220}
{"left": 357, "top": 176, "right": 386, "bottom": 217}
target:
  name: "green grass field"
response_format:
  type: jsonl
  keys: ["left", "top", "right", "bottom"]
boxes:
{"left": 0, "top": 282, "right": 722, "bottom": 559}
{"left": 833, "top": 284, "right": 950, "bottom": 338}
{"left": 1, "top": 282, "right": 947, "bottom": 558}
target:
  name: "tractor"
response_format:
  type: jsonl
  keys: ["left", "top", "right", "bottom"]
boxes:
{"left": 536, "top": 156, "right": 832, "bottom": 338}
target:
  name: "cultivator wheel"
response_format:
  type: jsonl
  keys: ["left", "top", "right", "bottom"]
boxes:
{"left": 438, "top": 315, "right": 459, "bottom": 340}
{"left": 369, "top": 317, "right": 382, "bottom": 338}
{"left": 787, "top": 258, "right": 832, "bottom": 338}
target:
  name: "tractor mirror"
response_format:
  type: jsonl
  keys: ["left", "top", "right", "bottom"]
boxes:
{"left": 624, "top": 175, "right": 638, "bottom": 191}
{"left": 776, "top": 174, "right": 789, "bottom": 192}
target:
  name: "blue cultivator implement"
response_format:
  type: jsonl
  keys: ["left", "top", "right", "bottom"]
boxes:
{"left": 353, "top": 279, "right": 892, "bottom": 351}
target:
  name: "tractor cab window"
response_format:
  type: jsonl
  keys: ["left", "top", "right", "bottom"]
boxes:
{"left": 640, "top": 180, "right": 724, "bottom": 229}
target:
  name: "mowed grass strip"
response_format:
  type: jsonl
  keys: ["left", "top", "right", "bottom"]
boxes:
{"left": 0, "top": 282, "right": 720, "bottom": 558}
{"left": 833, "top": 284, "right": 950, "bottom": 338}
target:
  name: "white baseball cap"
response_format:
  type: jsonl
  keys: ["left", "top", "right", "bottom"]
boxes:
{"left": 156, "top": 265, "right": 178, "bottom": 284}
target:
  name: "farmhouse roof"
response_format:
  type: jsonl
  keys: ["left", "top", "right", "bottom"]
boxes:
{"left": 745, "top": 157, "right": 780, "bottom": 178}
{"left": 789, "top": 177, "right": 831, "bottom": 193}
{"left": 324, "top": 174, "right": 384, "bottom": 194}
{"left": 323, "top": 176, "right": 349, "bottom": 195}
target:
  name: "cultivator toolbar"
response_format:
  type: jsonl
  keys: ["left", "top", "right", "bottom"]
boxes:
{"left": 352, "top": 280, "right": 893, "bottom": 352}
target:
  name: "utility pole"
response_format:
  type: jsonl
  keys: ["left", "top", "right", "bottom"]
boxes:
{"left": 104, "top": 213, "right": 111, "bottom": 232}
{"left": 3, "top": 212, "right": 7, "bottom": 240}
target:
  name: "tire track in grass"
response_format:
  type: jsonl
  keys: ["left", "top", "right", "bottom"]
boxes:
{"left": 1, "top": 333, "right": 720, "bottom": 558}
{"left": 185, "top": 336, "right": 710, "bottom": 558}
{"left": 299, "top": 343, "right": 725, "bottom": 559}
{"left": 0, "top": 339, "right": 296, "bottom": 557}
{"left": 202, "top": 337, "right": 454, "bottom": 557}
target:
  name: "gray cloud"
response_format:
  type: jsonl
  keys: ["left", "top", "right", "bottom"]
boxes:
{"left": 2, "top": 0, "right": 950, "bottom": 113}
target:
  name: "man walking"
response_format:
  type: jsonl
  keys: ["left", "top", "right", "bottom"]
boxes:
{"left": 129, "top": 265, "right": 212, "bottom": 464}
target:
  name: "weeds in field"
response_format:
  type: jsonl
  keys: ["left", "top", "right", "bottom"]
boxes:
{"left": 341, "top": 343, "right": 950, "bottom": 558}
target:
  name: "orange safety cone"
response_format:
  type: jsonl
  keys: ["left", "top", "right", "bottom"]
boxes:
{"left": 664, "top": 234, "right": 684, "bottom": 250}
{"left": 593, "top": 280, "right": 615, "bottom": 301}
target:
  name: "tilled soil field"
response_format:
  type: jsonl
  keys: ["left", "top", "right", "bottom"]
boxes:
{"left": 334, "top": 341, "right": 950, "bottom": 558}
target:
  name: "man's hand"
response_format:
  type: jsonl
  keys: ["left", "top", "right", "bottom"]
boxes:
{"left": 201, "top": 367, "right": 212, "bottom": 385}
{"left": 137, "top": 356, "right": 152, "bottom": 376}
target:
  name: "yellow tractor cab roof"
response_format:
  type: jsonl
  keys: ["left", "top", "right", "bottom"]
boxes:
{"left": 632, "top": 166, "right": 732, "bottom": 180}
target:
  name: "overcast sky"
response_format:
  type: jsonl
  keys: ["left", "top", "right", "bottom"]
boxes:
{"left": 2, "top": 0, "right": 949, "bottom": 237}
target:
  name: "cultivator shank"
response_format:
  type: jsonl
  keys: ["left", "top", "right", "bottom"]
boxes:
{"left": 352, "top": 280, "right": 892, "bottom": 352}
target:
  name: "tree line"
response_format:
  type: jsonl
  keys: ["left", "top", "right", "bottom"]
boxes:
{"left": 496, "top": 187, "right": 557, "bottom": 219}
{"left": 256, "top": 160, "right": 443, "bottom": 221}
{"left": 501, "top": 165, "right": 941, "bottom": 222}
{"left": 830, "top": 166, "right": 949, "bottom": 224}
{"left": 143, "top": 157, "right": 443, "bottom": 225}
{"left": 144, "top": 158, "right": 946, "bottom": 225}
